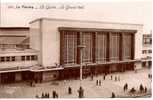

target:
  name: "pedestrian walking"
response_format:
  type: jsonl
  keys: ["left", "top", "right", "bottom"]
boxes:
{"left": 103, "top": 75, "right": 106, "bottom": 80}
{"left": 111, "top": 92, "right": 115, "bottom": 98}
{"left": 68, "top": 86, "right": 72, "bottom": 94}
{"left": 148, "top": 74, "right": 150, "bottom": 79}
{"left": 126, "top": 83, "right": 128, "bottom": 90}
{"left": 123, "top": 84, "right": 126, "bottom": 92}
{"left": 125, "top": 83, "right": 128, "bottom": 91}
{"left": 115, "top": 76, "right": 117, "bottom": 81}
{"left": 35, "top": 94, "right": 39, "bottom": 98}
{"left": 48, "top": 93, "right": 50, "bottom": 98}
{"left": 96, "top": 80, "right": 99, "bottom": 86}
{"left": 52, "top": 91, "right": 56, "bottom": 98}
{"left": 145, "top": 87, "right": 147, "bottom": 93}
{"left": 45, "top": 93, "right": 48, "bottom": 98}
{"left": 41, "top": 92, "right": 45, "bottom": 98}
{"left": 78, "top": 86, "right": 84, "bottom": 98}
{"left": 99, "top": 80, "right": 101, "bottom": 86}
{"left": 139, "top": 84, "right": 144, "bottom": 93}
{"left": 111, "top": 75, "right": 112, "bottom": 80}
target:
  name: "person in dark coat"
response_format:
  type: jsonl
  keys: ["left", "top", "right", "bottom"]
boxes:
{"left": 35, "top": 94, "right": 39, "bottom": 98}
{"left": 99, "top": 80, "right": 101, "bottom": 86}
{"left": 41, "top": 92, "right": 45, "bottom": 98}
{"left": 115, "top": 76, "right": 117, "bottom": 81}
{"left": 123, "top": 84, "right": 126, "bottom": 92}
{"left": 123, "top": 83, "right": 128, "bottom": 91}
{"left": 47, "top": 93, "right": 50, "bottom": 98}
{"left": 103, "top": 75, "right": 106, "bottom": 80}
{"left": 45, "top": 93, "right": 48, "bottom": 98}
{"left": 148, "top": 74, "right": 150, "bottom": 79}
{"left": 78, "top": 86, "right": 84, "bottom": 98}
{"left": 111, "top": 92, "right": 115, "bottom": 98}
{"left": 126, "top": 83, "right": 128, "bottom": 91}
{"left": 52, "top": 91, "right": 56, "bottom": 98}
{"left": 111, "top": 75, "right": 113, "bottom": 80}
{"left": 96, "top": 80, "right": 99, "bottom": 86}
{"left": 139, "top": 84, "right": 144, "bottom": 93}
{"left": 145, "top": 87, "right": 147, "bottom": 93}
{"left": 68, "top": 86, "right": 72, "bottom": 94}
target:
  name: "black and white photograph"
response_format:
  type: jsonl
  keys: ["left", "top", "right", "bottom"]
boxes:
{"left": 0, "top": 0, "right": 152, "bottom": 98}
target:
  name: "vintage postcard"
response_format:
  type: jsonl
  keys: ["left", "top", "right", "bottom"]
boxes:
{"left": 0, "top": 0, "right": 152, "bottom": 99}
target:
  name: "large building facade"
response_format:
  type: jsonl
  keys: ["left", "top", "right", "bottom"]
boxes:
{"left": 0, "top": 18, "right": 144, "bottom": 83}
{"left": 29, "top": 18, "right": 143, "bottom": 80}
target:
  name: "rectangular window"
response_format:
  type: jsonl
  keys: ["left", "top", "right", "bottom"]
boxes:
{"left": 12, "top": 56, "right": 15, "bottom": 61}
{"left": 31, "top": 55, "right": 37, "bottom": 60}
{"left": 6, "top": 57, "right": 10, "bottom": 61}
{"left": 0, "top": 57, "right": 5, "bottom": 62}
{"left": 123, "top": 34, "right": 132, "bottom": 60}
{"left": 110, "top": 33, "right": 120, "bottom": 61}
{"left": 82, "top": 32, "right": 93, "bottom": 63}
{"left": 21, "top": 56, "right": 25, "bottom": 61}
{"left": 148, "top": 50, "right": 152, "bottom": 53}
{"left": 26, "top": 56, "right": 30, "bottom": 61}
{"left": 95, "top": 32, "right": 107, "bottom": 63}
{"left": 31, "top": 55, "right": 35, "bottom": 60}
{"left": 142, "top": 50, "right": 146, "bottom": 54}
{"left": 143, "top": 37, "right": 152, "bottom": 45}
{"left": 63, "top": 31, "right": 77, "bottom": 65}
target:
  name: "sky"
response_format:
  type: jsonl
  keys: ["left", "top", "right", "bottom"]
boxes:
{"left": 0, "top": 0, "right": 152, "bottom": 34}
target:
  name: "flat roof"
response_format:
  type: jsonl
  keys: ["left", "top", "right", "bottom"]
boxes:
{"left": 29, "top": 17, "right": 143, "bottom": 26}
{"left": 59, "top": 27, "right": 137, "bottom": 33}
{"left": 0, "top": 27, "right": 30, "bottom": 30}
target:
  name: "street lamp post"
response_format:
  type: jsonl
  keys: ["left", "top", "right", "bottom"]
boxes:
{"left": 78, "top": 45, "right": 86, "bottom": 83}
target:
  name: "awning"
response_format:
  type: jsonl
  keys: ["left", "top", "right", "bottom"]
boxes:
{"left": 63, "top": 59, "right": 140, "bottom": 68}
{"left": 0, "top": 68, "right": 29, "bottom": 73}
{"left": 30, "top": 67, "right": 64, "bottom": 72}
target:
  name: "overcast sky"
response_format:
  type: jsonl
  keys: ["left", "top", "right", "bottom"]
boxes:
{"left": 0, "top": 1, "right": 152, "bottom": 33}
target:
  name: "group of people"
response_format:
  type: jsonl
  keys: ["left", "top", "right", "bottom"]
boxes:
{"left": 95, "top": 74, "right": 121, "bottom": 86}
{"left": 139, "top": 84, "right": 147, "bottom": 93}
{"left": 68, "top": 86, "right": 85, "bottom": 98}
{"left": 35, "top": 86, "right": 84, "bottom": 98}
{"left": 35, "top": 91, "right": 59, "bottom": 98}
{"left": 123, "top": 83, "right": 148, "bottom": 94}
{"left": 35, "top": 92, "right": 50, "bottom": 98}
{"left": 148, "top": 73, "right": 152, "bottom": 79}
{"left": 105, "top": 74, "right": 121, "bottom": 81}
{"left": 96, "top": 80, "right": 102, "bottom": 86}
{"left": 123, "top": 83, "right": 128, "bottom": 92}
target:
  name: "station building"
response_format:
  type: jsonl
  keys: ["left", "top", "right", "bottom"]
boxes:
{"left": 29, "top": 18, "right": 143, "bottom": 80}
{"left": 0, "top": 18, "right": 144, "bottom": 83}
